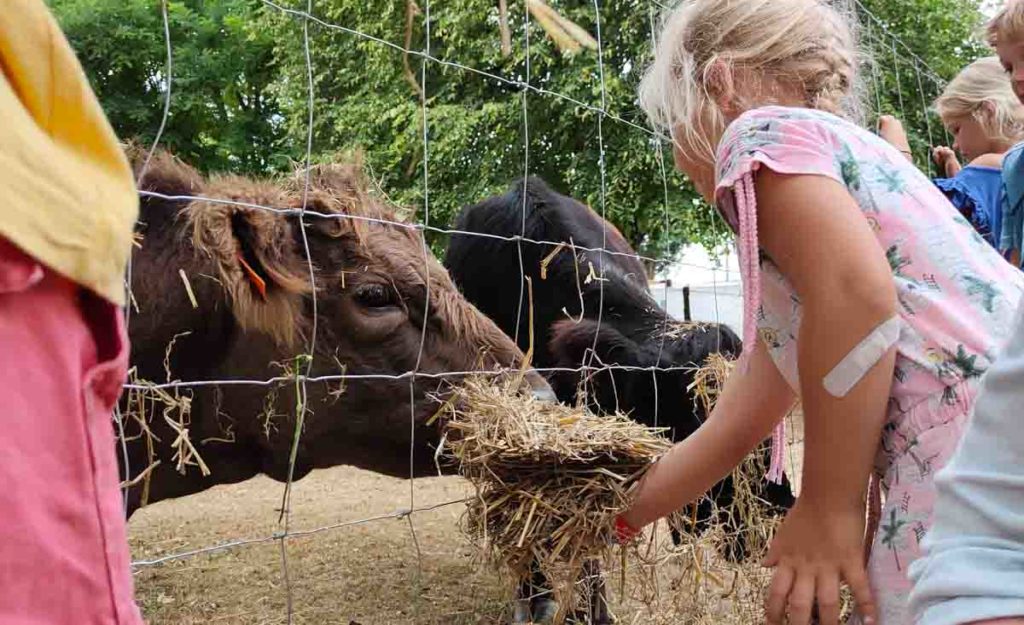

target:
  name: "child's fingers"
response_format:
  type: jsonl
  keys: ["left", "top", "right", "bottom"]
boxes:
{"left": 842, "top": 559, "right": 877, "bottom": 625}
{"left": 786, "top": 569, "right": 817, "bottom": 625}
{"left": 765, "top": 563, "right": 795, "bottom": 625}
{"left": 815, "top": 570, "right": 841, "bottom": 625}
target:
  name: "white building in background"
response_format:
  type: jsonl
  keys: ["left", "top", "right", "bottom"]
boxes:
{"left": 649, "top": 244, "right": 746, "bottom": 339}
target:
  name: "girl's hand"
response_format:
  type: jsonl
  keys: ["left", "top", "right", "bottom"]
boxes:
{"left": 933, "top": 146, "right": 962, "bottom": 177}
{"left": 763, "top": 500, "right": 876, "bottom": 625}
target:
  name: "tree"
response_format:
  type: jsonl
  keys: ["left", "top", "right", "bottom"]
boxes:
{"left": 259, "top": 0, "right": 720, "bottom": 265}
{"left": 52, "top": 0, "right": 288, "bottom": 173}
{"left": 52, "top": 0, "right": 987, "bottom": 267}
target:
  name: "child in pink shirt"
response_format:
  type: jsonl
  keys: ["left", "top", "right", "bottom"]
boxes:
{"left": 615, "top": 2, "right": 1024, "bottom": 624}
{"left": 0, "top": 1, "right": 142, "bottom": 623}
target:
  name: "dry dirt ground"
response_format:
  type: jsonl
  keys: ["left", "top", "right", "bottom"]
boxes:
{"left": 129, "top": 415, "right": 806, "bottom": 625}
{"left": 131, "top": 468, "right": 510, "bottom": 624}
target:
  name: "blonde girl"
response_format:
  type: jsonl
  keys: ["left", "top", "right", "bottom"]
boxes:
{"left": 934, "top": 56, "right": 1024, "bottom": 176}
{"left": 880, "top": 57, "right": 1024, "bottom": 251}
{"left": 612, "top": 2, "right": 1024, "bottom": 624}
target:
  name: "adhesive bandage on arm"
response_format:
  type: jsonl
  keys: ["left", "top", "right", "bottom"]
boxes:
{"left": 823, "top": 316, "right": 903, "bottom": 398}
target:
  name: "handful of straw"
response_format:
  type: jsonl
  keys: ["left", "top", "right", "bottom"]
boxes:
{"left": 437, "top": 376, "right": 672, "bottom": 620}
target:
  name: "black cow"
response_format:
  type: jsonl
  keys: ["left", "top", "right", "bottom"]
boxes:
{"left": 446, "top": 177, "right": 795, "bottom": 623}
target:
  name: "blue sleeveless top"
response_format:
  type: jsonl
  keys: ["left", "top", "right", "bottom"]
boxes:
{"left": 934, "top": 165, "right": 1003, "bottom": 249}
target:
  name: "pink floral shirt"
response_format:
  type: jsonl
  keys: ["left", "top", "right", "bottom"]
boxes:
{"left": 714, "top": 106, "right": 1024, "bottom": 422}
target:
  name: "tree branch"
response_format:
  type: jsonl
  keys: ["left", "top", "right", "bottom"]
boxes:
{"left": 498, "top": 0, "right": 512, "bottom": 58}
{"left": 403, "top": 0, "right": 425, "bottom": 103}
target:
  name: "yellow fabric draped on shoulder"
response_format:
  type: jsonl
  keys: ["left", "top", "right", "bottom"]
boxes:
{"left": 0, "top": 0, "right": 138, "bottom": 305}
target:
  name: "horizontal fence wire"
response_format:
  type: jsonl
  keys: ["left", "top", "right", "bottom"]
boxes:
{"left": 131, "top": 497, "right": 470, "bottom": 568}
{"left": 137, "top": 189, "right": 727, "bottom": 273}
{"left": 123, "top": 362, "right": 725, "bottom": 392}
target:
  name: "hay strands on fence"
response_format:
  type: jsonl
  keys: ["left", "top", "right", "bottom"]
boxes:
{"left": 119, "top": 332, "right": 213, "bottom": 510}
{"left": 436, "top": 376, "right": 671, "bottom": 622}
{"left": 526, "top": 0, "right": 598, "bottom": 55}
{"left": 687, "top": 351, "right": 734, "bottom": 417}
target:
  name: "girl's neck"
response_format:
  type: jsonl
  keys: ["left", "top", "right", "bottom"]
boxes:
{"left": 968, "top": 152, "right": 1007, "bottom": 169}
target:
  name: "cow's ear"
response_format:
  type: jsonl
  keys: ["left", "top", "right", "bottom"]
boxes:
{"left": 665, "top": 322, "right": 744, "bottom": 362}
{"left": 189, "top": 179, "right": 313, "bottom": 348}
{"left": 549, "top": 319, "right": 635, "bottom": 367}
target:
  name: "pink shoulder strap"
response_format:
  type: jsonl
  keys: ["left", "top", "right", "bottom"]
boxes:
{"left": 734, "top": 172, "right": 786, "bottom": 484}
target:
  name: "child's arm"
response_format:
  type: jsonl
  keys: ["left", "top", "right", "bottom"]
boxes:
{"left": 878, "top": 115, "right": 915, "bottom": 162}
{"left": 618, "top": 338, "right": 795, "bottom": 530}
{"left": 755, "top": 170, "right": 897, "bottom": 625}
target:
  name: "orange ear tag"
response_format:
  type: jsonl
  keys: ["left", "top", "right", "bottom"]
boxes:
{"left": 237, "top": 252, "right": 268, "bottom": 301}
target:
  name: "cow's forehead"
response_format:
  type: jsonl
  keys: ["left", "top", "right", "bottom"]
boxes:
{"left": 358, "top": 223, "right": 452, "bottom": 291}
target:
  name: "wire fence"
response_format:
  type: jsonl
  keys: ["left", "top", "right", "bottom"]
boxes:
{"left": 118, "top": 0, "right": 956, "bottom": 623}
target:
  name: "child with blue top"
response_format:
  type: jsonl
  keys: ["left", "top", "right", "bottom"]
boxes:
{"left": 880, "top": 57, "right": 1024, "bottom": 257}
{"left": 935, "top": 56, "right": 1024, "bottom": 259}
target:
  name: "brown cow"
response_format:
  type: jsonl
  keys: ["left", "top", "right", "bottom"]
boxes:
{"left": 120, "top": 150, "right": 553, "bottom": 517}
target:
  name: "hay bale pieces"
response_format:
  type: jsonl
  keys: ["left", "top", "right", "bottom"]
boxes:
{"left": 437, "top": 376, "right": 672, "bottom": 621}
{"left": 437, "top": 354, "right": 811, "bottom": 624}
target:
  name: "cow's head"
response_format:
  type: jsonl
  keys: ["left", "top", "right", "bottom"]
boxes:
{"left": 547, "top": 277, "right": 741, "bottom": 440}
{"left": 126, "top": 152, "right": 550, "bottom": 508}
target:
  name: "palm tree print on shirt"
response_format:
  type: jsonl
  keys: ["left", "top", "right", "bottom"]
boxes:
{"left": 961, "top": 275, "right": 1000, "bottom": 313}
{"left": 881, "top": 507, "right": 909, "bottom": 572}
{"left": 838, "top": 145, "right": 862, "bottom": 191}
{"left": 948, "top": 344, "right": 987, "bottom": 379}
{"left": 887, "top": 244, "right": 912, "bottom": 277}
{"left": 873, "top": 164, "right": 907, "bottom": 194}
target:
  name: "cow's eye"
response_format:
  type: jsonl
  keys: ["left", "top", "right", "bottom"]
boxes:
{"left": 354, "top": 283, "right": 396, "bottom": 309}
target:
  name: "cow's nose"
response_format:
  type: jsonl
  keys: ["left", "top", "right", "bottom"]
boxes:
{"left": 531, "top": 385, "right": 558, "bottom": 403}
{"left": 525, "top": 372, "right": 558, "bottom": 403}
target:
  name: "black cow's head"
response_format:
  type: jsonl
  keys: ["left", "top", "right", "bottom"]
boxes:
{"left": 548, "top": 307, "right": 742, "bottom": 439}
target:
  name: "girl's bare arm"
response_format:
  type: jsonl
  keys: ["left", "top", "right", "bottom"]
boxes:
{"left": 756, "top": 168, "right": 897, "bottom": 516}
{"left": 878, "top": 115, "right": 915, "bottom": 162}
{"left": 756, "top": 169, "right": 897, "bottom": 625}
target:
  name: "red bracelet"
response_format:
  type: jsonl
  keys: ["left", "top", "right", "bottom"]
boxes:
{"left": 614, "top": 515, "right": 640, "bottom": 544}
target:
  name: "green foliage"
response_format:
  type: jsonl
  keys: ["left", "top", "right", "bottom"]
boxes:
{"left": 51, "top": 0, "right": 986, "bottom": 268}
{"left": 52, "top": 0, "right": 288, "bottom": 173}
{"left": 856, "top": 0, "right": 988, "bottom": 171}
{"left": 261, "top": 0, "right": 718, "bottom": 262}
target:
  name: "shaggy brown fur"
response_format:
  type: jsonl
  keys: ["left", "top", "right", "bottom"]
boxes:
{"left": 119, "top": 148, "right": 552, "bottom": 515}
{"left": 189, "top": 176, "right": 312, "bottom": 348}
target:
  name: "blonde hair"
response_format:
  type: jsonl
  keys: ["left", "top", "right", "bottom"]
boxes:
{"left": 988, "top": 0, "right": 1024, "bottom": 46}
{"left": 639, "top": 0, "right": 858, "bottom": 162}
{"left": 935, "top": 56, "right": 1024, "bottom": 144}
